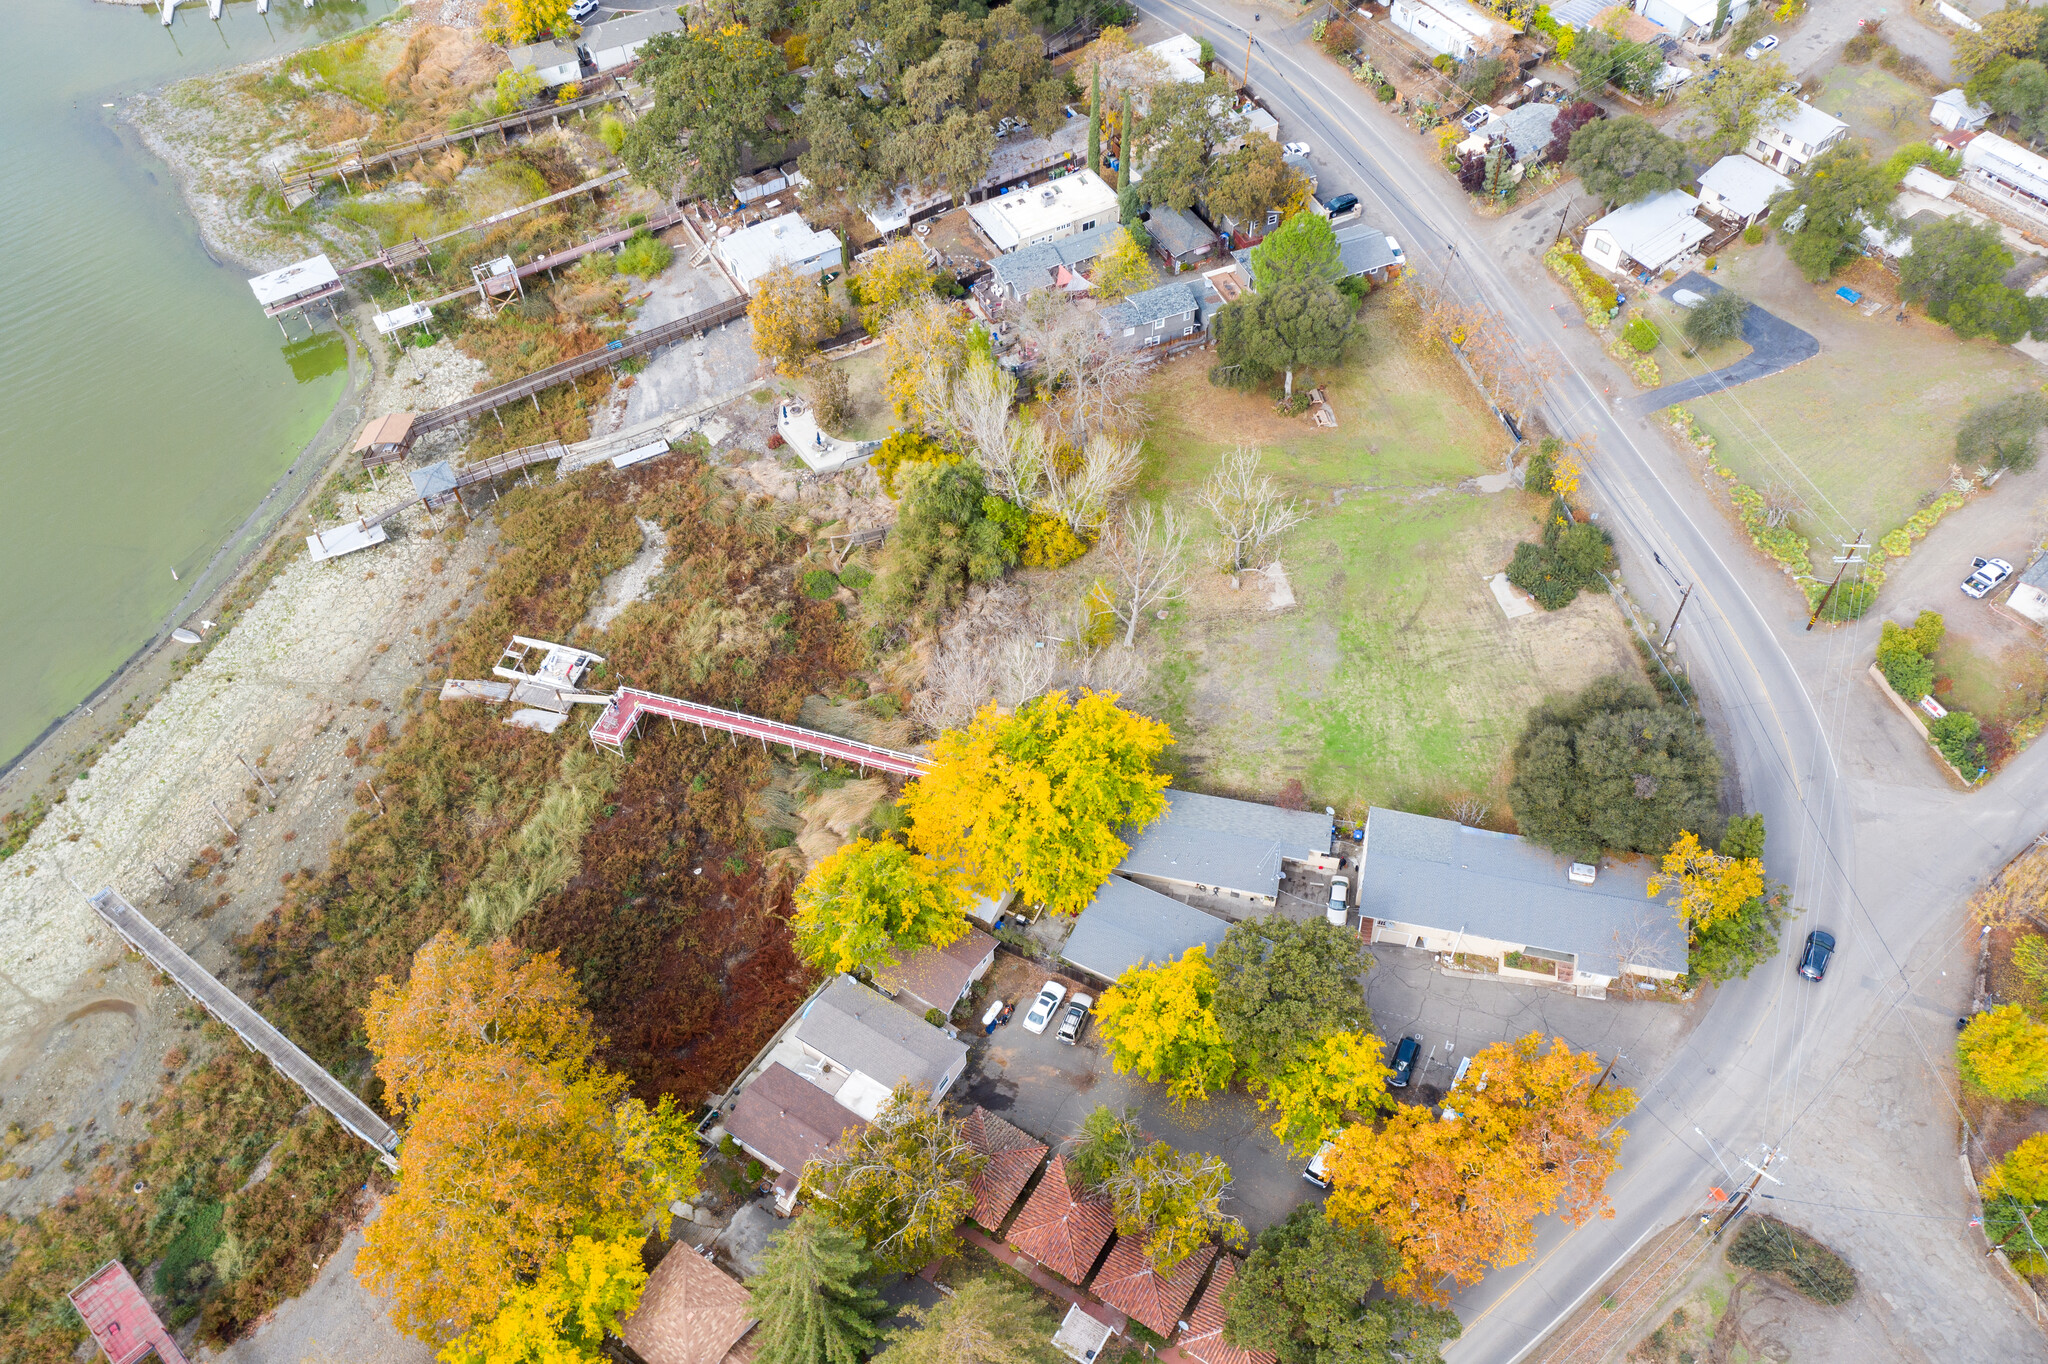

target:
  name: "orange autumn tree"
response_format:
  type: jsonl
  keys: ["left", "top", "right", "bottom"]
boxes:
{"left": 358, "top": 931, "right": 701, "bottom": 1348}
{"left": 1322, "top": 1034, "right": 1633, "bottom": 1301}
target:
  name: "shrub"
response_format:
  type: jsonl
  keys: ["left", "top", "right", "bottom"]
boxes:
{"left": 1742, "top": 223, "right": 1765, "bottom": 245}
{"left": 1546, "top": 245, "right": 1619, "bottom": 315}
{"left": 597, "top": 113, "right": 627, "bottom": 153}
{"left": 1021, "top": 513, "right": 1089, "bottom": 569}
{"left": 614, "top": 231, "right": 673, "bottom": 277}
{"left": 1522, "top": 440, "right": 1555, "bottom": 495}
{"left": 1377, "top": 83, "right": 1397, "bottom": 101}
{"left": 1959, "top": 1004, "right": 2048, "bottom": 1100}
{"left": 1728, "top": 1217, "right": 1858, "bottom": 1305}
{"left": 837, "top": 563, "right": 874, "bottom": 592}
{"left": 1811, "top": 578, "right": 1876, "bottom": 621}
{"left": 1930, "top": 711, "right": 1983, "bottom": 772}
{"left": 1506, "top": 497, "right": 1613, "bottom": 609}
{"left": 800, "top": 569, "right": 840, "bottom": 599}
{"left": 870, "top": 430, "right": 956, "bottom": 497}
{"left": 1623, "top": 317, "right": 1660, "bottom": 353}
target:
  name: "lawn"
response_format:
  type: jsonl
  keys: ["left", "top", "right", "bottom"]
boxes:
{"left": 1674, "top": 247, "right": 2042, "bottom": 575}
{"left": 1133, "top": 301, "right": 1646, "bottom": 817}
{"left": 1812, "top": 63, "right": 1928, "bottom": 160}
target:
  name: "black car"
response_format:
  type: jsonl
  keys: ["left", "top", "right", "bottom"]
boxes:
{"left": 1389, "top": 1035, "right": 1421, "bottom": 1088}
{"left": 1798, "top": 930, "right": 1836, "bottom": 982}
{"left": 1324, "top": 193, "right": 1359, "bottom": 218}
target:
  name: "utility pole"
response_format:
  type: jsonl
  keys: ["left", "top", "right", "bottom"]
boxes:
{"left": 1553, "top": 202, "right": 1572, "bottom": 244}
{"left": 1804, "top": 530, "right": 1869, "bottom": 631}
{"left": 1714, "top": 1145, "right": 1782, "bottom": 1237}
{"left": 1662, "top": 583, "right": 1692, "bottom": 648}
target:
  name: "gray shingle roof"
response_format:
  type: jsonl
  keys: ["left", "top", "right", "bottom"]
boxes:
{"left": 795, "top": 976, "right": 968, "bottom": 1092}
{"left": 582, "top": 7, "right": 683, "bottom": 49}
{"left": 1119, "top": 788, "right": 1332, "bottom": 894}
{"left": 1061, "top": 875, "right": 1230, "bottom": 981}
{"left": 1103, "top": 281, "right": 1199, "bottom": 330}
{"left": 1146, "top": 204, "right": 1216, "bottom": 257}
{"left": 1483, "top": 103, "right": 1559, "bottom": 163}
{"left": 2021, "top": 554, "right": 2048, "bottom": 591}
{"left": 988, "top": 222, "right": 1122, "bottom": 294}
{"left": 1333, "top": 222, "right": 1397, "bottom": 276}
{"left": 1356, "top": 808, "right": 1687, "bottom": 980}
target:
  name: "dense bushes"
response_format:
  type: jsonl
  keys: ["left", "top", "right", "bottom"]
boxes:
{"left": 1728, "top": 1217, "right": 1858, "bottom": 1305}
{"left": 1506, "top": 498, "right": 1614, "bottom": 610}
{"left": 870, "top": 462, "right": 1017, "bottom": 623}
{"left": 1876, "top": 609, "right": 1944, "bottom": 703}
{"left": 1623, "top": 316, "right": 1660, "bottom": 353}
{"left": 1546, "top": 245, "right": 1618, "bottom": 315}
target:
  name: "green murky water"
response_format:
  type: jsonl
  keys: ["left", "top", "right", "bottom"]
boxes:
{"left": 0, "top": 0, "right": 399, "bottom": 770}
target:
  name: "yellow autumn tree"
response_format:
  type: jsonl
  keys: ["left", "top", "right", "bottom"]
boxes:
{"left": 360, "top": 933, "right": 701, "bottom": 1345}
{"left": 1090, "top": 227, "right": 1153, "bottom": 302}
{"left": 438, "top": 1230, "right": 649, "bottom": 1364}
{"left": 1324, "top": 1033, "right": 1633, "bottom": 1301}
{"left": 481, "top": 0, "right": 569, "bottom": 46}
{"left": 901, "top": 689, "right": 1173, "bottom": 915}
{"left": 792, "top": 837, "right": 971, "bottom": 975}
{"left": 1095, "top": 945, "right": 1237, "bottom": 1105}
{"left": 750, "top": 265, "right": 838, "bottom": 377}
{"left": 1646, "top": 831, "right": 1764, "bottom": 929}
{"left": 1256, "top": 1030, "right": 1394, "bottom": 1154}
{"left": 857, "top": 238, "right": 937, "bottom": 332}
{"left": 1959, "top": 1004, "right": 2048, "bottom": 1101}
{"left": 883, "top": 298, "right": 973, "bottom": 423}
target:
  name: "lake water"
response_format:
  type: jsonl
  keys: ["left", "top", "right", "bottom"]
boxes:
{"left": 0, "top": 0, "right": 402, "bottom": 770}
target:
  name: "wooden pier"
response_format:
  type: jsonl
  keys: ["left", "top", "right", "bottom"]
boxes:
{"left": 87, "top": 888, "right": 399, "bottom": 1167}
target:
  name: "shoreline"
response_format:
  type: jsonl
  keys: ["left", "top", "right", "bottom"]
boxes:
{"left": 0, "top": 47, "right": 382, "bottom": 806}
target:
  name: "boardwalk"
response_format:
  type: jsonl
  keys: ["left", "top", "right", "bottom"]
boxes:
{"left": 589, "top": 688, "right": 930, "bottom": 776}
{"left": 87, "top": 889, "right": 399, "bottom": 1165}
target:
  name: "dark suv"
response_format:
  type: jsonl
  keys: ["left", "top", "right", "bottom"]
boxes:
{"left": 1388, "top": 1035, "right": 1421, "bottom": 1088}
{"left": 1798, "top": 930, "right": 1836, "bottom": 982}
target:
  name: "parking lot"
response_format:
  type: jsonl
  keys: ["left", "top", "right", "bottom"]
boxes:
{"left": 959, "top": 941, "right": 1696, "bottom": 1239}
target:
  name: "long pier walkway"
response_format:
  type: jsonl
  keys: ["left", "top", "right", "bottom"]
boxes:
{"left": 87, "top": 889, "right": 400, "bottom": 1166}
{"left": 589, "top": 689, "right": 931, "bottom": 777}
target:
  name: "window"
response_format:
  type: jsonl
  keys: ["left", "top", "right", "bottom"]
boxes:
{"left": 1123, "top": 327, "right": 1135, "bottom": 336}
{"left": 1183, "top": 325, "right": 1195, "bottom": 336}
{"left": 1153, "top": 319, "right": 1164, "bottom": 329}
{"left": 1145, "top": 336, "right": 1161, "bottom": 347}
{"left": 1082, "top": 219, "right": 1097, "bottom": 230}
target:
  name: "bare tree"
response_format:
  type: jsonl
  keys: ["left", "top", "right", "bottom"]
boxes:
{"left": 1197, "top": 445, "right": 1308, "bottom": 577}
{"left": 993, "top": 632, "right": 1059, "bottom": 710}
{"left": 1017, "top": 297, "right": 1148, "bottom": 443}
{"left": 1099, "top": 503, "right": 1189, "bottom": 647}
{"left": 1609, "top": 910, "right": 1684, "bottom": 999}
{"left": 1760, "top": 480, "right": 1803, "bottom": 530}
{"left": 1450, "top": 798, "right": 1489, "bottom": 828}
{"left": 912, "top": 644, "right": 997, "bottom": 734}
{"left": 1038, "top": 431, "right": 1144, "bottom": 536}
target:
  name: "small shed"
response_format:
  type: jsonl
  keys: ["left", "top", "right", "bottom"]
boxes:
{"left": 68, "top": 1261, "right": 189, "bottom": 1364}
{"left": 1091, "top": 1234, "right": 1217, "bottom": 1338}
{"left": 1007, "top": 1153, "right": 1116, "bottom": 1282}
{"left": 506, "top": 39, "right": 581, "bottom": 88}
{"left": 354, "top": 412, "right": 417, "bottom": 469}
{"left": 409, "top": 460, "right": 461, "bottom": 511}
{"left": 1931, "top": 88, "right": 1992, "bottom": 133}
{"left": 962, "top": 1107, "right": 1049, "bottom": 1232}
{"left": 1052, "top": 1302, "right": 1117, "bottom": 1364}
{"left": 877, "top": 929, "right": 997, "bottom": 1016}
{"left": 1696, "top": 155, "right": 1792, "bottom": 226}
{"left": 1146, "top": 204, "right": 1218, "bottom": 268}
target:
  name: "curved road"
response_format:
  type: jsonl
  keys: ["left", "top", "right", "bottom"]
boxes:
{"left": 1129, "top": 2, "right": 2048, "bottom": 1357}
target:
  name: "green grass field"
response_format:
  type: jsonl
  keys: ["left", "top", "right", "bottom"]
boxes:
{"left": 1134, "top": 302, "right": 1645, "bottom": 817}
{"left": 1671, "top": 250, "right": 2041, "bottom": 574}
{"left": 1813, "top": 64, "right": 1928, "bottom": 159}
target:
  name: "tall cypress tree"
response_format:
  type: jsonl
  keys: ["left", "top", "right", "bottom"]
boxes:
{"left": 749, "top": 1215, "right": 888, "bottom": 1364}
{"left": 1118, "top": 89, "right": 1132, "bottom": 193}
{"left": 1088, "top": 60, "right": 1102, "bottom": 173}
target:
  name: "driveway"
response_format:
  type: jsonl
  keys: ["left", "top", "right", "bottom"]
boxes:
{"left": 1628, "top": 273, "right": 1820, "bottom": 414}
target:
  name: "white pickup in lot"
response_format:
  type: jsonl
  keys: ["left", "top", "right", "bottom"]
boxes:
{"left": 1963, "top": 557, "right": 2013, "bottom": 599}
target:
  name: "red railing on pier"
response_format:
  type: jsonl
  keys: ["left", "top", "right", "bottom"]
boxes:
{"left": 590, "top": 688, "right": 929, "bottom": 777}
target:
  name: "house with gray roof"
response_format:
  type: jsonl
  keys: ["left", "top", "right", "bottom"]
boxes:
{"left": 1355, "top": 807, "right": 1687, "bottom": 995}
{"left": 1748, "top": 99, "right": 1848, "bottom": 175}
{"left": 1146, "top": 204, "right": 1219, "bottom": 268}
{"left": 507, "top": 39, "right": 581, "bottom": 88}
{"left": 2010, "top": 554, "right": 2048, "bottom": 626}
{"left": 1463, "top": 103, "right": 1560, "bottom": 166}
{"left": 582, "top": 7, "right": 684, "bottom": 72}
{"left": 1099, "top": 282, "right": 1203, "bottom": 350}
{"left": 1697, "top": 154, "right": 1792, "bottom": 225}
{"left": 792, "top": 975, "right": 969, "bottom": 1117}
{"left": 1061, "top": 875, "right": 1231, "bottom": 983}
{"left": 1119, "top": 788, "right": 1333, "bottom": 905}
{"left": 1233, "top": 221, "right": 1403, "bottom": 291}
{"left": 988, "top": 222, "right": 1122, "bottom": 300}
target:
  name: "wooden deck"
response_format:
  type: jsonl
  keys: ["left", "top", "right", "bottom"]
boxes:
{"left": 87, "top": 889, "right": 399, "bottom": 1166}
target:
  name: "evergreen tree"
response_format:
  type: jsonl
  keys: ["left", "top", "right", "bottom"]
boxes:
{"left": 1089, "top": 61, "right": 1102, "bottom": 173}
{"left": 1119, "top": 90, "right": 1132, "bottom": 193}
{"left": 885, "top": 1276, "right": 1057, "bottom": 1364}
{"left": 750, "top": 1215, "right": 888, "bottom": 1364}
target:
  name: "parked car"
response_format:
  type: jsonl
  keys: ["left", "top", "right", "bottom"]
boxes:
{"left": 1385, "top": 235, "right": 1406, "bottom": 267}
{"left": 1744, "top": 35, "right": 1779, "bottom": 59}
{"left": 1323, "top": 192, "right": 1360, "bottom": 219}
{"left": 569, "top": 0, "right": 602, "bottom": 19}
{"left": 1283, "top": 141, "right": 1312, "bottom": 158}
{"left": 1303, "top": 1136, "right": 1342, "bottom": 1188}
{"left": 1389, "top": 1035, "right": 1421, "bottom": 1088}
{"left": 1459, "top": 104, "right": 1493, "bottom": 132}
{"left": 1023, "top": 981, "right": 1066, "bottom": 1034}
{"left": 1962, "top": 557, "right": 2013, "bottom": 599}
{"left": 1672, "top": 288, "right": 1708, "bottom": 309}
{"left": 1326, "top": 876, "right": 1349, "bottom": 927}
{"left": 1057, "top": 992, "right": 1095, "bottom": 1044}
{"left": 1798, "top": 930, "right": 1836, "bottom": 982}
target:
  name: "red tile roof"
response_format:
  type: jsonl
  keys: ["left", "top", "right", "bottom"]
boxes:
{"left": 962, "top": 1107, "right": 1048, "bottom": 1233}
{"left": 1176, "top": 1256, "right": 1276, "bottom": 1364}
{"left": 1091, "top": 1234, "right": 1217, "bottom": 1339}
{"left": 878, "top": 930, "right": 997, "bottom": 1013}
{"left": 621, "top": 1246, "right": 758, "bottom": 1364}
{"left": 66, "top": 1261, "right": 187, "bottom": 1364}
{"left": 1006, "top": 1154, "right": 1116, "bottom": 1284}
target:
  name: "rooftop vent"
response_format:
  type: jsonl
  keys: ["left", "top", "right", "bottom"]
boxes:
{"left": 1041, "top": 188, "right": 1057, "bottom": 205}
{"left": 1568, "top": 862, "right": 1597, "bottom": 885}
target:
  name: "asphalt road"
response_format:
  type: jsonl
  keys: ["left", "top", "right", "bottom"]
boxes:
{"left": 1129, "top": 1, "right": 2048, "bottom": 1357}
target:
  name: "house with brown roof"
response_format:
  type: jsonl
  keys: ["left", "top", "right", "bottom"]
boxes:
{"left": 1090, "top": 1235, "right": 1217, "bottom": 1339}
{"left": 620, "top": 1245, "right": 759, "bottom": 1364}
{"left": 878, "top": 929, "right": 998, "bottom": 1017}
{"left": 1174, "top": 1256, "right": 1275, "bottom": 1364}
{"left": 1006, "top": 1154, "right": 1117, "bottom": 1284}
{"left": 722, "top": 1062, "right": 869, "bottom": 1214}
{"left": 962, "top": 1107, "right": 1048, "bottom": 1233}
